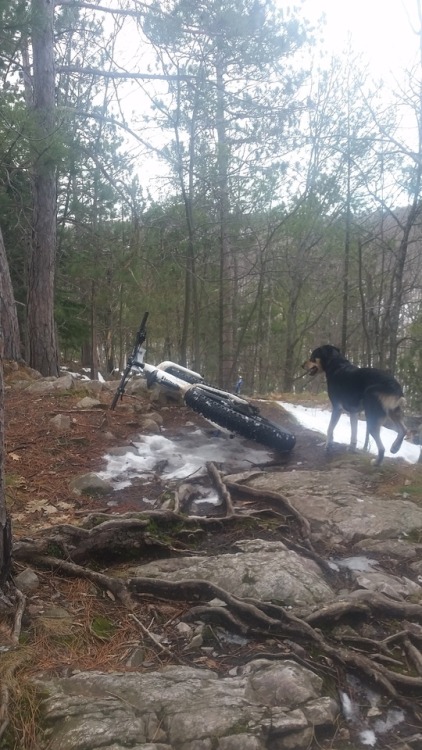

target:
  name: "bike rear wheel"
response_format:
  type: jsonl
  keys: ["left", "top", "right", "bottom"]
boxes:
{"left": 184, "top": 387, "right": 296, "bottom": 453}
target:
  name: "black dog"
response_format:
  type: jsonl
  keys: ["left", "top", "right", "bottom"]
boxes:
{"left": 302, "top": 345, "right": 406, "bottom": 466}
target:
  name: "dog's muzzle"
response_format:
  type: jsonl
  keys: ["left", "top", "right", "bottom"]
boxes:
{"left": 302, "top": 360, "right": 318, "bottom": 376}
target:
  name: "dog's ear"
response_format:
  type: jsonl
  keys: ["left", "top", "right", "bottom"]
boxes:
{"left": 309, "top": 347, "right": 321, "bottom": 362}
{"left": 322, "top": 344, "right": 341, "bottom": 356}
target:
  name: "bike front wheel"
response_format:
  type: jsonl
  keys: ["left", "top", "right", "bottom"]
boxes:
{"left": 110, "top": 389, "right": 122, "bottom": 410}
{"left": 184, "top": 387, "right": 296, "bottom": 453}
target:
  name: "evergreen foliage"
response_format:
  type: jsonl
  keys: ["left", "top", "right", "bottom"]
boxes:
{"left": 0, "top": 0, "right": 421, "bottom": 403}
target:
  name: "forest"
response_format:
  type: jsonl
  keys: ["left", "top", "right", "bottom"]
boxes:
{"left": 3, "top": 5, "right": 422, "bottom": 748}
{"left": 1, "top": 0, "right": 422, "bottom": 403}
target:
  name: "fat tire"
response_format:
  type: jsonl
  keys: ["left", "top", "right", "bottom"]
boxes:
{"left": 184, "top": 387, "right": 296, "bottom": 453}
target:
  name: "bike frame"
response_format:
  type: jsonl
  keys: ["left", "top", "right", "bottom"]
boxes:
{"left": 111, "top": 311, "right": 251, "bottom": 410}
{"left": 142, "top": 352, "right": 252, "bottom": 408}
{"left": 110, "top": 312, "right": 296, "bottom": 454}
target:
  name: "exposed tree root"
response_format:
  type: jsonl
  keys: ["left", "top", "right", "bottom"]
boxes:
{"left": 11, "top": 539, "right": 422, "bottom": 722}
{"left": 13, "top": 503, "right": 295, "bottom": 565}
{"left": 224, "top": 478, "right": 311, "bottom": 538}
{"left": 13, "top": 468, "right": 312, "bottom": 566}
{"left": 15, "top": 554, "right": 133, "bottom": 608}
{"left": 127, "top": 575, "right": 422, "bottom": 714}
{"left": 11, "top": 589, "right": 26, "bottom": 645}
{"left": 10, "top": 470, "right": 422, "bottom": 725}
{"left": 207, "top": 462, "right": 234, "bottom": 515}
{"left": 306, "top": 593, "right": 422, "bottom": 625}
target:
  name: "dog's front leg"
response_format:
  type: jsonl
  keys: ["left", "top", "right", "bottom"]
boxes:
{"left": 363, "top": 427, "right": 370, "bottom": 452}
{"left": 349, "top": 411, "right": 358, "bottom": 451}
{"left": 326, "top": 406, "right": 342, "bottom": 450}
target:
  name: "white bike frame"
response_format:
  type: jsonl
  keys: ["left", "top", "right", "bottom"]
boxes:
{"left": 133, "top": 346, "right": 250, "bottom": 408}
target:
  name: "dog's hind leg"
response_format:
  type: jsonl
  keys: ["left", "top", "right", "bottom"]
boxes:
{"left": 388, "top": 401, "right": 406, "bottom": 454}
{"left": 364, "top": 389, "right": 386, "bottom": 465}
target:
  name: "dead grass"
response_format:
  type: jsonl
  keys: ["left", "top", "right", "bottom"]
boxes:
{"left": 1, "top": 574, "right": 190, "bottom": 750}
{"left": 22, "top": 576, "right": 179, "bottom": 675}
{"left": 1, "top": 655, "right": 42, "bottom": 750}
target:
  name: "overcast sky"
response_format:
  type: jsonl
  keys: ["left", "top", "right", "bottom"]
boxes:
{"left": 303, "top": 0, "right": 419, "bottom": 79}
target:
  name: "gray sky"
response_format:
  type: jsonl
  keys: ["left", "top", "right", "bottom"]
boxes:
{"left": 303, "top": 0, "right": 419, "bottom": 79}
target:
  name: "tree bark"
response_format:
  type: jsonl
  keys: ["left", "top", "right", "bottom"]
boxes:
{"left": 0, "top": 227, "right": 21, "bottom": 361}
{"left": 216, "top": 58, "right": 235, "bottom": 388}
{"left": 27, "top": 0, "right": 59, "bottom": 376}
{"left": 0, "top": 320, "right": 13, "bottom": 596}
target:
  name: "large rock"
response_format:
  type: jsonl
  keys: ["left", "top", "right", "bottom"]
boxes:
{"left": 4, "top": 360, "right": 42, "bottom": 384}
{"left": 25, "top": 374, "right": 75, "bottom": 394}
{"left": 76, "top": 380, "right": 104, "bottom": 395}
{"left": 226, "top": 468, "right": 422, "bottom": 545}
{"left": 38, "top": 659, "right": 338, "bottom": 750}
{"left": 75, "top": 396, "right": 103, "bottom": 409}
{"left": 69, "top": 472, "right": 114, "bottom": 496}
{"left": 129, "top": 539, "right": 334, "bottom": 608}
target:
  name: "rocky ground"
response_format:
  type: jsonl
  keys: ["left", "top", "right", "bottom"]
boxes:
{"left": 2, "top": 362, "right": 422, "bottom": 750}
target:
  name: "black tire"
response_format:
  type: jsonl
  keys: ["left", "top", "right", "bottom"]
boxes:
{"left": 184, "top": 387, "right": 296, "bottom": 453}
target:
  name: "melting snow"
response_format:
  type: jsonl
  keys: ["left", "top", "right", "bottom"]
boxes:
{"left": 334, "top": 556, "right": 380, "bottom": 573}
{"left": 279, "top": 402, "right": 420, "bottom": 464}
{"left": 359, "top": 729, "right": 377, "bottom": 746}
{"left": 341, "top": 674, "right": 406, "bottom": 748}
{"left": 99, "top": 428, "right": 272, "bottom": 488}
{"left": 340, "top": 691, "right": 355, "bottom": 721}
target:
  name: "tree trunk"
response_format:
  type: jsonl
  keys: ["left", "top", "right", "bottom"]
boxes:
{"left": 387, "top": 211, "right": 420, "bottom": 372}
{"left": 0, "top": 227, "right": 21, "bottom": 361}
{"left": 0, "top": 322, "right": 13, "bottom": 602}
{"left": 341, "top": 145, "right": 351, "bottom": 353}
{"left": 90, "top": 281, "right": 99, "bottom": 380}
{"left": 216, "top": 59, "right": 234, "bottom": 388}
{"left": 282, "top": 283, "right": 301, "bottom": 391}
{"left": 176, "top": 77, "right": 200, "bottom": 369}
{"left": 27, "top": 0, "right": 59, "bottom": 376}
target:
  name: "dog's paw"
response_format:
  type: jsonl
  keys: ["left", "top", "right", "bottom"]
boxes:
{"left": 390, "top": 438, "right": 404, "bottom": 454}
{"left": 371, "top": 453, "right": 384, "bottom": 466}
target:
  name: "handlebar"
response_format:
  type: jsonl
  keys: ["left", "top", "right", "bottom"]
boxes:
{"left": 110, "top": 311, "right": 253, "bottom": 412}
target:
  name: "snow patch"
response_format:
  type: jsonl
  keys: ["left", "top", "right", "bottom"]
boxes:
{"left": 279, "top": 402, "right": 419, "bottom": 464}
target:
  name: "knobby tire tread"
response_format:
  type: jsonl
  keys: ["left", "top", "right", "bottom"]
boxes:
{"left": 184, "top": 387, "right": 295, "bottom": 453}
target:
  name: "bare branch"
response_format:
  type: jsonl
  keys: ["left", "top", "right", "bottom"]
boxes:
{"left": 57, "top": 65, "right": 193, "bottom": 81}
{"left": 56, "top": 0, "right": 149, "bottom": 17}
